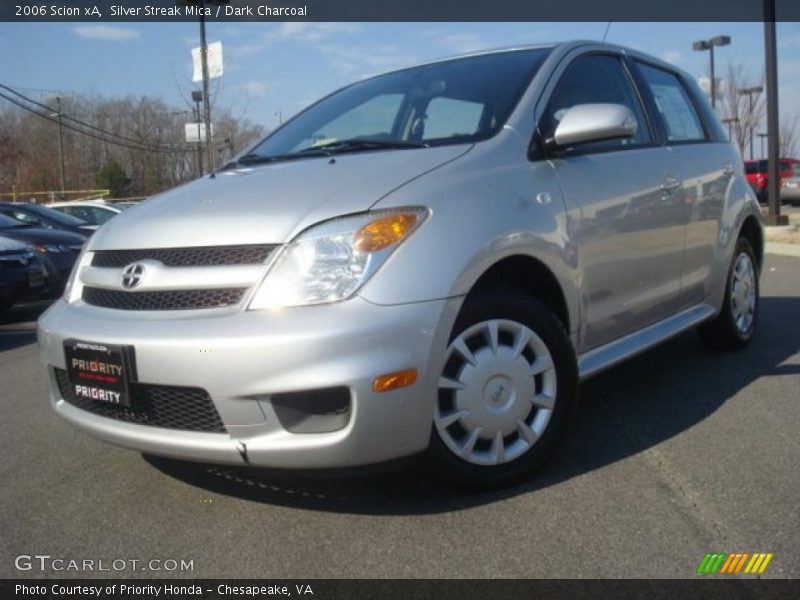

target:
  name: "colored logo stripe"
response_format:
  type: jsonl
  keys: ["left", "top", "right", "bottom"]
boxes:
{"left": 745, "top": 553, "right": 774, "bottom": 574}
{"left": 698, "top": 552, "right": 773, "bottom": 574}
{"left": 697, "top": 553, "right": 726, "bottom": 574}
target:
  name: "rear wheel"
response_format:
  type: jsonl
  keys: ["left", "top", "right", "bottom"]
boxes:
{"left": 427, "top": 290, "right": 578, "bottom": 488}
{"left": 697, "top": 237, "right": 759, "bottom": 351}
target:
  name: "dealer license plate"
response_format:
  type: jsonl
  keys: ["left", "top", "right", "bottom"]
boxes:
{"left": 64, "top": 340, "right": 132, "bottom": 407}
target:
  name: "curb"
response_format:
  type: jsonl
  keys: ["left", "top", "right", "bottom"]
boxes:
{"left": 765, "top": 242, "right": 800, "bottom": 257}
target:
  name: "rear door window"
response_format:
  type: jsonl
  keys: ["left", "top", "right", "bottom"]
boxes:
{"left": 636, "top": 63, "right": 706, "bottom": 143}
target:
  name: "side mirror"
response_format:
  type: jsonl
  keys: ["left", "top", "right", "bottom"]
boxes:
{"left": 551, "top": 103, "right": 638, "bottom": 147}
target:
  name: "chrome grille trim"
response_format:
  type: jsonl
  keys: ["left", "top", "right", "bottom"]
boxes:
{"left": 91, "top": 245, "right": 277, "bottom": 268}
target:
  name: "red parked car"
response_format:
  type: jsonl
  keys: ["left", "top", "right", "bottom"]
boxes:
{"left": 744, "top": 158, "right": 798, "bottom": 202}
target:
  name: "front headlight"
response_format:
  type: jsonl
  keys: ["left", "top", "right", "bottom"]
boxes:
{"left": 248, "top": 208, "right": 427, "bottom": 309}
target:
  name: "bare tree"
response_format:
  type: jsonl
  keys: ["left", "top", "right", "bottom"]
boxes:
{"left": 719, "top": 62, "right": 765, "bottom": 160}
{"left": 780, "top": 114, "right": 799, "bottom": 158}
{"left": 0, "top": 91, "right": 266, "bottom": 198}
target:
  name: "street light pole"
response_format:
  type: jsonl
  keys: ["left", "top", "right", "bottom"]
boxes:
{"left": 721, "top": 117, "right": 739, "bottom": 141}
{"left": 693, "top": 35, "right": 731, "bottom": 110}
{"left": 198, "top": 0, "right": 213, "bottom": 173}
{"left": 738, "top": 86, "right": 763, "bottom": 160}
{"left": 758, "top": 133, "right": 768, "bottom": 159}
{"left": 710, "top": 44, "right": 716, "bottom": 108}
{"left": 191, "top": 90, "right": 204, "bottom": 177}
{"left": 55, "top": 96, "right": 66, "bottom": 196}
{"left": 763, "top": 0, "right": 786, "bottom": 226}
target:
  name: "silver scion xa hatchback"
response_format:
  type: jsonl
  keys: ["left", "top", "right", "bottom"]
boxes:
{"left": 38, "top": 41, "right": 763, "bottom": 487}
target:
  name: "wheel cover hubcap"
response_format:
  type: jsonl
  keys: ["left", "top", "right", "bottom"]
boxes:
{"left": 435, "top": 319, "right": 557, "bottom": 466}
{"left": 730, "top": 252, "right": 756, "bottom": 333}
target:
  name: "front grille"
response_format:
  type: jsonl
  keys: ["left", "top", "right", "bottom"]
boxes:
{"left": 54, "top": 368, "right": 225, "bottom": 433}
{"left": 92, "top": 245, "right": 276, "bottom": 268}
{"left": 82, "top": 286, "right": 246, "bottom": 310}
{"left": 0, "top": 251, "right": 36, "bottom": 268}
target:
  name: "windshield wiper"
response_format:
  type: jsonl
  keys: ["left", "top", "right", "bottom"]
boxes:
{"left": 229, "top": 151, "right": 332, "bottom": 168}
{"left": 226, "top": 139, "right": 428, "bottom": 170}
{"left": 298, "top": 139, "right": 429, "bottom": 154}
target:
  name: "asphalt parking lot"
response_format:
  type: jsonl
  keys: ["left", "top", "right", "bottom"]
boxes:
{"left": 0, "top": 253, "right": 798, "bottom": 580}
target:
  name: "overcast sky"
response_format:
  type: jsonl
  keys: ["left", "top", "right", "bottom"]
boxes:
{"left": 1, "top": 21, "right": 799, "bottom": 132}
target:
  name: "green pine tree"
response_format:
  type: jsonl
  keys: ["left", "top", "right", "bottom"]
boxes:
{"left": 95, "top": 160, "right": 130, "bottom": 199}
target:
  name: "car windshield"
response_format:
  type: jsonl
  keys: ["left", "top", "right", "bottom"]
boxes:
{"left": 20, "top": 203, "right": 87, "bottom": 226}
{"left": 242, "top": 48, "right": 551, "bottom": 163}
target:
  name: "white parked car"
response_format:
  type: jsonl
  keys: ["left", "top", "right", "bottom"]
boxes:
{"left": 48, "top": 201, "right": 124, "bottom": 227}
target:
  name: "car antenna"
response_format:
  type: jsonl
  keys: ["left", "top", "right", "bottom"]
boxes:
{"left": 602, "top": 21, "right": 612, "bottom": 43}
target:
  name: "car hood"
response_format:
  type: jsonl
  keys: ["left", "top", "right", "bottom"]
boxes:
{"left": 90, "top": 145, "right": 472, "bottom": 250}
{"left": 0, "top": 235, "right": 29, "bottom": 252}
{"left": 0, "top": 227, "right": 86, "bottom": 246}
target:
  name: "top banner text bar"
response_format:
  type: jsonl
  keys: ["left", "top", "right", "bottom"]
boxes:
{"left": 3, "top": 0, "right": 800, "bottom": 22}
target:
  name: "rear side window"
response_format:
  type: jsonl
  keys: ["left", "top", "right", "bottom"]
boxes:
{"left": 64, "top": 206, "right": 92, "bottom": 222}
{"left": 540, "top": 54, "right": 651, "bottom": 153}
{"left": 89, "top": 207, "right": 115, "bottom": 224}
{"left": 637, "top": 63, "right": 706, "bottom": 143}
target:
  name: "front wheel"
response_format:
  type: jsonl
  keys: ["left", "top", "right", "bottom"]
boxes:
{"left": 697, "top": 237, "right": 759, "bottom": 351}
{"left": 427, "top": 291, "right": 578, "bottom": 488}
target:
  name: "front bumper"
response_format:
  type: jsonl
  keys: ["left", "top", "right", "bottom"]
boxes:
{"left": 37, "top": 295, "right": 460, "bottom": 469}
{"left": 0, "top": 265, "right": 46, "bottom": 305}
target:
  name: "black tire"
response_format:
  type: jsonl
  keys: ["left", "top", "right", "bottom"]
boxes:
{"left": 426, "top": 290, "right": 578, "bottom": 489}
{"left": 697, "top": 237, "right": 759, "bottom": 351}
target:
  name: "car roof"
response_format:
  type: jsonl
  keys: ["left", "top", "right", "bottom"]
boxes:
{"left": 375, "top": 40, "right": 695, "bottom": 93}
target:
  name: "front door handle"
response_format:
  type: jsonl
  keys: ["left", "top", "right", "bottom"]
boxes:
{"left": 660, "top": 176, "right": 682, "bottom": 193}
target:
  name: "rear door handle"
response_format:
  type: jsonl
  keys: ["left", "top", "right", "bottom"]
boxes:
{"left": 660, "top": 176, "right": 682, "bottom": 193}
{"left": 722, "top": 163, "right": 736, "bottom": 177}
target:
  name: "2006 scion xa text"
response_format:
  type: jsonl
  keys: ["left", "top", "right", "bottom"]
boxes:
{"left": 38, "top": 41, "right": 763, "bottom": 487}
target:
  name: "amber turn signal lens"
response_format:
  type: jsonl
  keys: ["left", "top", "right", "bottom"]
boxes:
{"left": 354, "top": 213, "right": 419, "bottom": 253}
{"left": 372, "top": 368, "right": 418, "bottom": 393}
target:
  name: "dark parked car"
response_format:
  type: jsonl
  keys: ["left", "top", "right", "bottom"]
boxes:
{"left": 0, "top": 214, "right": 85, "bottom": 294}
{"left": 0, "top": 235, "right": 47, "bottom": 311}
{"left": 0, "top": 202, "right": 96, "bottom": 236}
